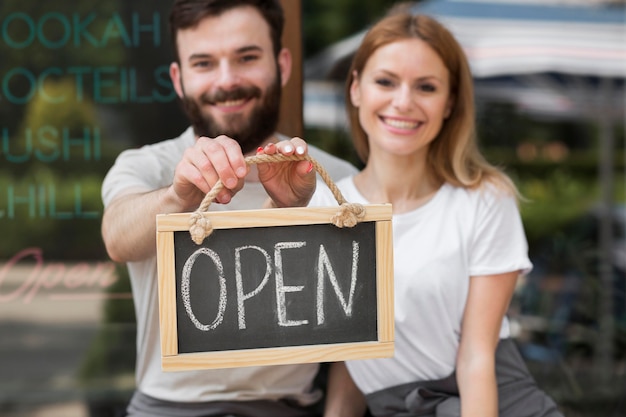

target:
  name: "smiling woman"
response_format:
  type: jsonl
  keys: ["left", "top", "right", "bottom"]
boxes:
{"left": 316, "top": 8, "right": 565, "bottom": 417}
{"left": 348, "top": 37, "right": 453, "bottom": 177}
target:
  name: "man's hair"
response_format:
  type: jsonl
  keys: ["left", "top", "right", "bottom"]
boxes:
{"left": 169, "top": 0, "right": 284, "bottom": 62}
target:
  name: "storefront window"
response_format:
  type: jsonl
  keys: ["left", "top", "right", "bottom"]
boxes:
{"left": 0, "top": 2, "right": 186, "bottom": 415}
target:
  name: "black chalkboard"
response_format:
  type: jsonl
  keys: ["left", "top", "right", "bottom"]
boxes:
{"left": 156, "top": 205, "right": 394, "bottom": 371}
{"left": 174, "top": 222, "right": 378, "bottom": 353}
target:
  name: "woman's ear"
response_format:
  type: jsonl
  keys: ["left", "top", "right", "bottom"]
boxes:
{"left": 349, "top": 71, "right": 361, "bottom": 107}
{"left": 444, "top": 95, "right": 455, "bottom": 119}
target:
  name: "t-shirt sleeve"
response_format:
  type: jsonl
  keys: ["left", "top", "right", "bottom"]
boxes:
{"left": 469, "top": 188, "right": 533, "bottom": 277}
{"left": 101, "top": 147, "right": 168, "bottom": 207}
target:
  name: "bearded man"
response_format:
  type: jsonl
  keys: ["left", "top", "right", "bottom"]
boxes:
{"left": 100, "top": 1, "right": 356, "bottom": 416}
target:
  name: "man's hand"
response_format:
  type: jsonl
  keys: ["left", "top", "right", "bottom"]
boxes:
{"left": 257, "top": 137, "right": 316, "bottom": 208}
{"left": 171, "top": 135, "right": 249, "bottom": 210}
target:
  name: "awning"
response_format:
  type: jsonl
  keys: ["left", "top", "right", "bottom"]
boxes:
{"left": 306, "top": 0, "right": 626, "bottom": 79}
{"left": 303, "top": 0, "right": 625, "bottom": 126}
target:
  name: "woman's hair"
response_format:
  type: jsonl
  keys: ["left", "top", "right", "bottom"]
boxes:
{"left": 169, "top": 0, "right": 284, "bottom": 62}
{"left": 346, "top": 9, "right": 517, "bottom": 195}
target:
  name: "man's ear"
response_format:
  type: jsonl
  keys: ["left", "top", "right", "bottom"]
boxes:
{"left": 277, "top": 47, "right": 292, "bottom": 87}
{"left": 170, "top": 62, "right": 184, "bottom": 98}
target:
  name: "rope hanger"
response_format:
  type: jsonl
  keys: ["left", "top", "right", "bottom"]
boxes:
{"left": 188, "top": 153, "right": 365, "bottom": 244}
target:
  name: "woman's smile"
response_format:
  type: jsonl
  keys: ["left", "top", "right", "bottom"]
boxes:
{"left": 380, "top": 115, "right": 421, "bottom": 132}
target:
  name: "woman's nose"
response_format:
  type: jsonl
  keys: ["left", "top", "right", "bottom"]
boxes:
{"left": 392, "top": 85, "right": 413, "bottom": 111}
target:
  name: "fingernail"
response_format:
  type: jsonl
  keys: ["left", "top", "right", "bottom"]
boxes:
{"left": 296, "top": 146, "right": 305, "bottom": 155}
{"left": 257, "top": 147, "right": 263, "bottom": 153}
{"left": 306, "top": 162, "right": 314, "bottom": 173}
{"left": 283, "top": 144, "right": 293, "bottom": 153}
{"left": 220, "top": 194, "right": 231, "bottom": 204}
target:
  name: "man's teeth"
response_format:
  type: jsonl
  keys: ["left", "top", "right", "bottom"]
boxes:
{"left": 218, "top": 99, "right": 246, "bottom": 107}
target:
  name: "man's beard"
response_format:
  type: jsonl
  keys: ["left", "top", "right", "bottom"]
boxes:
{"left": 181, "top": 76, "right": 281, "bottom": 154}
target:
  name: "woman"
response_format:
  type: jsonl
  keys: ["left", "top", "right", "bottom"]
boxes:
{"left": 314, "top": 9, "right": 564, "bottom": 417}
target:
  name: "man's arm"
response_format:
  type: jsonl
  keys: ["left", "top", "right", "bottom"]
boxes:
{"left": 102, "top": 136, "right": 316, "bottom": 263}
{"left": 101, "top": 186, "right": 184, "bottom": 263}
{"left": 102, "top": 135, "right": 249, "bottom": 263}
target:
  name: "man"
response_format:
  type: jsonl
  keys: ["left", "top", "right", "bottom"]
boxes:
{"left": 100, "top": 1, "right": 357, "bottom": 416}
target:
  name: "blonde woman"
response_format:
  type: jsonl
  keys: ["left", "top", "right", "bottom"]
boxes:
{"left": 316, "top": 9, "right": 564, "bottom": 417}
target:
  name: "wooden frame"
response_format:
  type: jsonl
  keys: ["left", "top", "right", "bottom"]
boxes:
{"left": 156, "top": 204, "right": 394, "bottom": 372}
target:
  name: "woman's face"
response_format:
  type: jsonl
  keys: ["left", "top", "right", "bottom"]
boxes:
{"left": 350, "top": 38, "right": 453, "bottom": 161}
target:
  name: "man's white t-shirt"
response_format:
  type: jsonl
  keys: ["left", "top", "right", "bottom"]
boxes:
{"left": 101, "top": 127, "right": 357, "bottom": 403}
{"left": 308, "top": 176, "right": 532, "bottom": 395}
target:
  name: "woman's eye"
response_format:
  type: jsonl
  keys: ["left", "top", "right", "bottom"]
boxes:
{"left": 418, "top": 83, "right": 436, "bottom": 93}
{"left": 375, "top": 78, "right": 394, "bottom": 87}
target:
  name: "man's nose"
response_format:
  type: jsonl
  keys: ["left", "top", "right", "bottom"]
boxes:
{"left": 215, "top": 61, "right": 240, "bottom": 89}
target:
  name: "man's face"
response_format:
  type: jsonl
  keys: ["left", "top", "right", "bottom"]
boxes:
{"left": 170, "top": 6, "right": 289, "bottom": 154}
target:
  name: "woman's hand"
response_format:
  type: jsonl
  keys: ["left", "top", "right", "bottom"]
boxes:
{"left": 256, "top": 137, "right": 316, "bottom": 208}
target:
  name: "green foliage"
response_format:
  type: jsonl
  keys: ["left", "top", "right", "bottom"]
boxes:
{"left": 304, "top": 126, "right": 363, "bottom": 168}
{"left": 17, "top": 78, "right": 98, "bottom": 145}
{"left": 302, "top": 0, "right": 394, "bottom": 57}
{"left": 519, "top": 170, "right": 599, "bottom": 246}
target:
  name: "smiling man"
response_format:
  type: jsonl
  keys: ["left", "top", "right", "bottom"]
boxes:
{"left": 170, "top": 3, "right": 286, "bottom": 154}
{"left": 100, "top": 1, "right": 356, "bottom": 416}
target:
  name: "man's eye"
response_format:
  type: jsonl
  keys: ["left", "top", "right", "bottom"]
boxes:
{"left": 240, "top": 54, "right": 259, "bottom": 63}
{"left": 193, "top": 61, "right": 214, "bottom": 69}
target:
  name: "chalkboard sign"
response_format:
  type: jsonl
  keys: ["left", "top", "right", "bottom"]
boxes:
{"left": 156, "top": 205, "right": 393, "bottom": 372}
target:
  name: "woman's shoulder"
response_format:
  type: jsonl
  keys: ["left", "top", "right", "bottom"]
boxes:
{"left": 440, "top": 180, "right": 519, "bottom": 218}
{"left": 446, "top": 177, "right": 516, "bottom": 201}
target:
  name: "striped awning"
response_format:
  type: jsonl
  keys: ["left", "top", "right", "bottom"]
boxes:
{"left": 303, "top": 0, "right": 625, "bottom": 126}
{"left": 305, "top": 0, "right": 626, "bottom": 80}
{"left": 416, "top": 0, "right": 626, "bottom": 78}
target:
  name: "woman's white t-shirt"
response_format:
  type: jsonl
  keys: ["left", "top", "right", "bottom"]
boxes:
{"left": 308, "top": 177, "right": 532, "bottom": 395}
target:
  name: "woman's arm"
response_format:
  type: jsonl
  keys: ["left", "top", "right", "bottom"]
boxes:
{"left": 324, "top": 362, "right": 367, "bottom": 417}
{"left": 457, "top": 270, "right": 519, "bottom": 417}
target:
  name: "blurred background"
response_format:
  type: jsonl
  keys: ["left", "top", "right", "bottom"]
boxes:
{"left": 0, "top": 0, "right": 623, "bottom": 416}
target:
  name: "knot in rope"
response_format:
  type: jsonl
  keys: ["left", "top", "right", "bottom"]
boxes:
{"left": 189, "top": 212, "right": 213, "bottom": 245}
{"left": 331, "top": 203, "right": 366, "bottom": 228}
